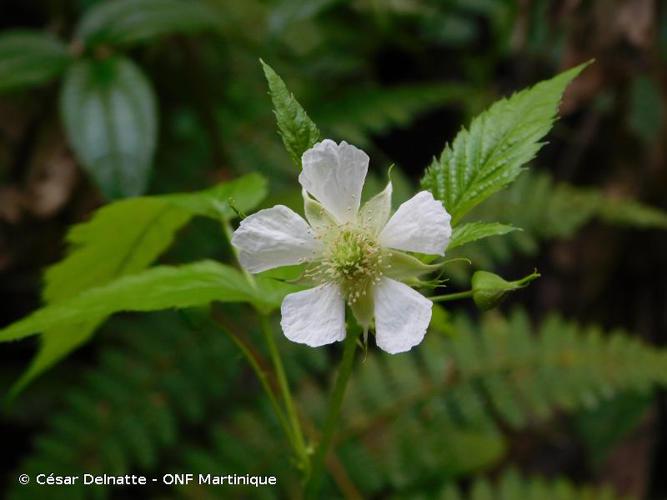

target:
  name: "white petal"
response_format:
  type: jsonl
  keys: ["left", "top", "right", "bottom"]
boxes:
{"left": 379, "top": 191, "right": 452, "bottom": 255}
{"left": 299, "top": 139, "right": 369, "bottom": 223}
{"left": 231, "top": 205, "right": 321, "bottom": 273}
{"left": 373, "top": 278, "right": 432, "bottom": 354}
{"left": 359, "top": 180, "right": 392, "bottom": 235}
{"left": 281, "top": 283, "right": 346, "bottom": 347}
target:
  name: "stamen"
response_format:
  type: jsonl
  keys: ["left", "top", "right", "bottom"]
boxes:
{"left": 305, "top": 224, "right": 386, "bottom": 305}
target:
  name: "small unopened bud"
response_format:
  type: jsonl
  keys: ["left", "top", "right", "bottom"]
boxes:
{"left": 471, "top": 270, "right": 540, "bottom": 311}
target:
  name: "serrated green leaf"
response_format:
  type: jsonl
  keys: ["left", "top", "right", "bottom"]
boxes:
{"left": 9, "top": 174, "right": 266, "bottom": 397}
{"left": 0, "top": 30, "right": 71, "bottom": 93}
{"left": 60, "top": 56, "right": 157, "bottom": 199}
{"left": 448, "top": 222, "right": 519, "bottom": 250}
{"left": 0, "top": 261, "right": 277, "bottom": 344}
{"left": 260, "top": 59, "right": 320, "bottom": 167}
{"left": 75, "top": 0, "right": 217, "bottom": 48}
{"left": 422, "top": 62, "right": 589, "bottom": 223}
{"left": 44, "top": 173, "right": 266, "bottom": 302}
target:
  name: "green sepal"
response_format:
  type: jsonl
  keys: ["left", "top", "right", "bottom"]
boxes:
{"left": 471, "top": 270, "right": 540, "bottom": 311}
{"left": 384, "top": 251, "right": 442, "bottom": 283}
{"left": 303, "top": 189, "right": 336, "bottom": 234}
{"left": 359, "top": 167, "right": 393, "bottom": 235}
{"left": 349, "top": 287, "right": 374, "bottom": 332}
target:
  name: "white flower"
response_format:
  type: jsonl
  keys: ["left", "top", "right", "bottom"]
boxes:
{"left": 231, "top": 140, "right": 452, "bottom": 354}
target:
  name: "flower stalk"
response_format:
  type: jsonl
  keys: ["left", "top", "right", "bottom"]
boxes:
{"left": 214, "top": 317, "right": 292, "bottom": 444}
{"left": 226, "top": 139, "right": 459, "bottom": 493}
{"left": 429, "top": 270, "right": 541, "bottom": 308}
{"left": 259, "top": 314, "right": 310, "bottom": 473}
{"left": 223, "top": 220, "right": 309, "bottom": 472}
{"left": 428, "top": 289, "right": 474, "bottom": 302}
{"left": 305, "top": 328, "right": 359, "bottom": 499}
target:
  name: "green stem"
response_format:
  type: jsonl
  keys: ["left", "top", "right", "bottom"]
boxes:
{"left": 514, "top": 270, "right": 541, "bottom": 286}
{"left": 259, "top": 314, "right": 309, "bottom": 473}
{"left": 305, "top": 330, "right": 358, "bottom": 499}
{"left": 222, "top": 220, "right": 309, "bottom": 472}
{"left": 428, "top": 289, "right": 474, "bottom": 302}
{"left": 217, "top": 322, "right": 293, "bottom": 446}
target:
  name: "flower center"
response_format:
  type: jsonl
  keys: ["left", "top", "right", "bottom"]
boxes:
{"left": 307, "top": 226, "right": 385, "bottom": 305}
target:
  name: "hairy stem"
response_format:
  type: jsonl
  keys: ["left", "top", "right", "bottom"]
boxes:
{"left": 305, "top": 330, "right": 358, "bottom": 498}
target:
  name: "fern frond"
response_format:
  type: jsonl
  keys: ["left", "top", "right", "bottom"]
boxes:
{"left": 443, "top": 310, "right": 667, "bottom": 428}
{"left": 446, "top": 171, "right": 667, "bottom": 278}
{"left": 432, "top": 469, "right": 631, "bottom": 500}
{"left": 314, "top": 83, "right": 473, "bottom": 146}
{"left": 7, "top": 312, "right": 242, "bottom": 500}
{"left": 298, "top": 309, "right": 666, "bottom": 494}
{"left": 473, "top": 170, "right": 667, "bottom": 239}
{"left": 164, "top": 310, "right": 665, "bottom": 498}
{"left": 176, "top": 414, "right": 297, "bottom": 499}
{"left": 327, "top": 309, "right": 666, "bottom": 443}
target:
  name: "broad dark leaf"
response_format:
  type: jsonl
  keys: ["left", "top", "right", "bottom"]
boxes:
{"left": 60, "top": 56, "right": 157, "bottom": 199}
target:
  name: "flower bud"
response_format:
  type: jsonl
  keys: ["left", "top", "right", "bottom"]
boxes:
{"left": 471, "top": 270, "right": 540, "bottom": 311}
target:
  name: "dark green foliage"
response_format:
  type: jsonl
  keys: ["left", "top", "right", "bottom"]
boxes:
{"left": 433, "top": 470, "right": 631, "bottom": 500}
{"left": 474, "top": 171, "right": 667, "bottom": 238}
{"left": 0, "top": 31, "right": 71, "bottom": 93}
{"left": 2, "top": 2, "right": 667, "bottom": 498}
{"left": 446, "top": 171, "right": 667, "bottom": 281}
{"left": 74, "top": 0, "right": 217, "bottom": 48}
{"left": 7, "top": 312, "right": 242, "bottom": 500}
{"left": 574, "top": 393, "right": 652, "bottom": 467}
{"left": 444, "top": 310, "right": 667, "bottom": 429}
{"left": 60, "top": 56, "right": 157, "bottom": 199}
{"left": 177, "top": 416, "right": 295, "bottom": 499}
{"left": 170, "top": 309, "right": 667, "bottom": 497}
{"left": 628, "top": 76, "right": 663, "bottom": 145}
{"left": 314, "top": 83, "right": 474, "bottom": 147}
{"left": 317, "top": 309, "right": 665, "bottom": 494}
{"left": 6, "top": 306, "right": 665, "bottom": 498}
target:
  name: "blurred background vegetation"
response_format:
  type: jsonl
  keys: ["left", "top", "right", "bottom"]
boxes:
{"left": 1, "top": 0, "right": 666, "bottom": 498}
